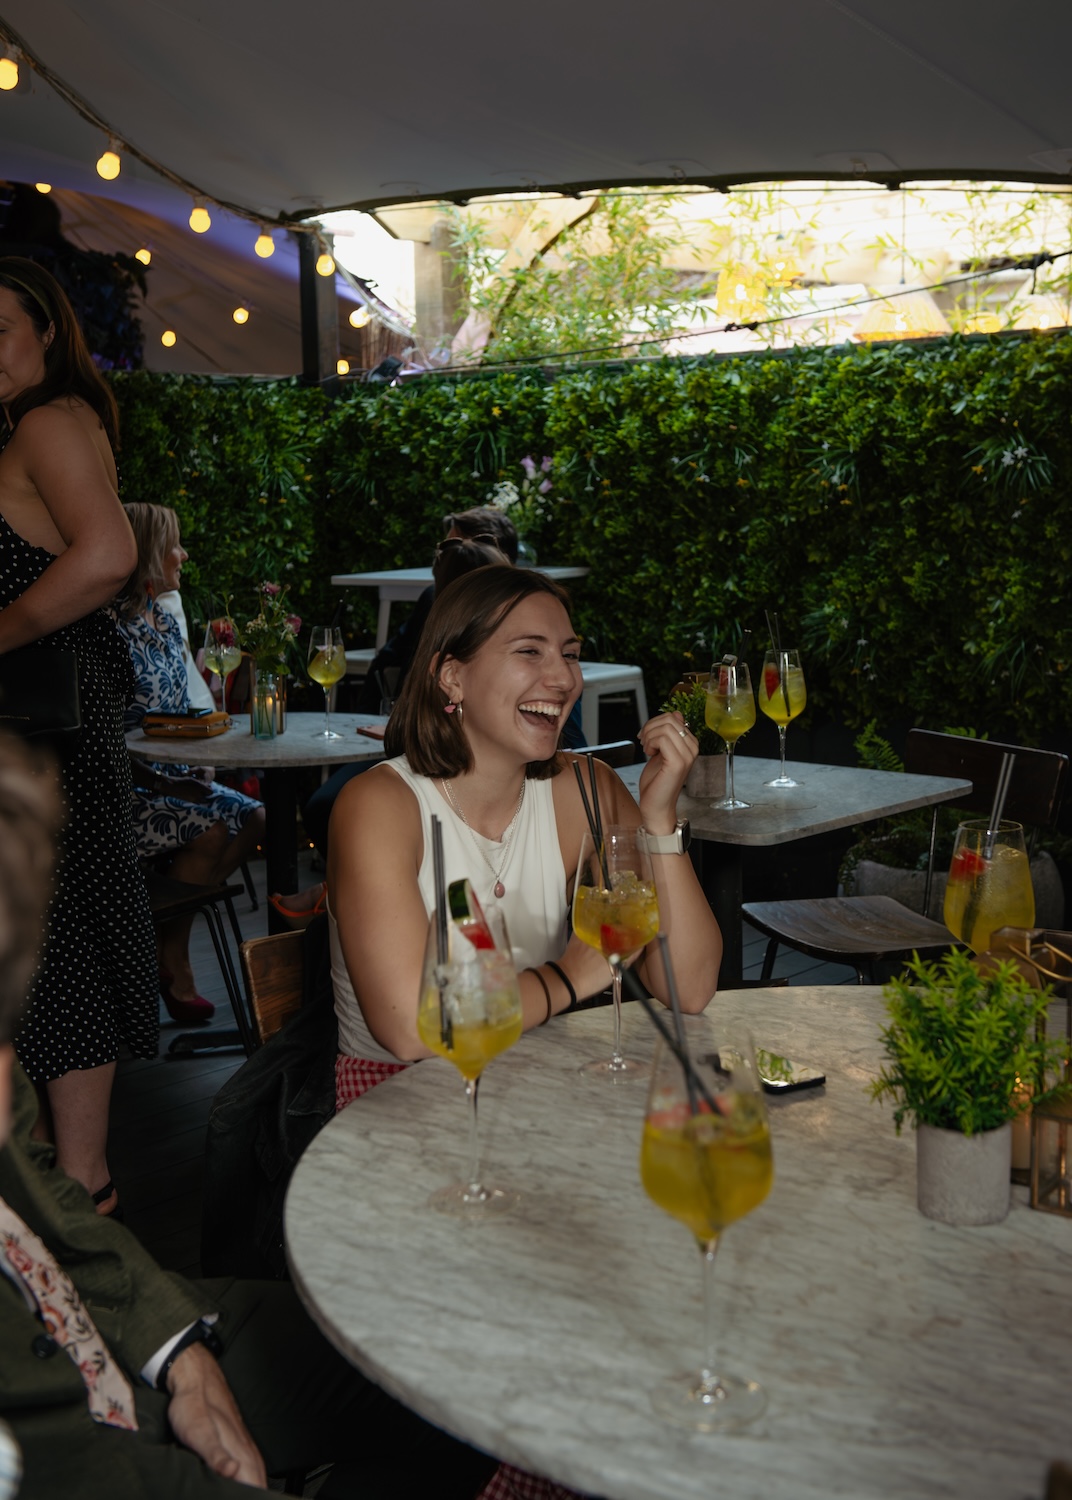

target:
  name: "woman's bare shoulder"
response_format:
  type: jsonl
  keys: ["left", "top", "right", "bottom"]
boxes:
{"left": 335, "top": 761, "right": 421, "bottom": 825}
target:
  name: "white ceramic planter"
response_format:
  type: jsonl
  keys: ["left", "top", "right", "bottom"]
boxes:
{"left": 916, "top": 1122, "right": 1011, "bottom": 1225}
{"left": 685, "top": 755, "right": 726, "bottom": 800}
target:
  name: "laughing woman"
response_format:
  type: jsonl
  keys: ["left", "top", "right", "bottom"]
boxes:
{"left": 327, "top": 565, "right": 722, "bottom": 1113}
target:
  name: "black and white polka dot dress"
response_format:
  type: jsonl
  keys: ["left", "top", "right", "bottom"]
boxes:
{"left": 0, "top": 512, "right": 159, "bottom": 1080}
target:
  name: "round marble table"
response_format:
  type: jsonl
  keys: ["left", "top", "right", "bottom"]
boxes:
{"left": 126, "top": 711, "right": 385, "bottom": 912}
{"left": 285, "top": 990, "right": 1069, "bottom": 1500}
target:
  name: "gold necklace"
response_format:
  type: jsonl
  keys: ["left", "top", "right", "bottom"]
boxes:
{"left": 440, "top": 778, "right": 526, "bottom": 899}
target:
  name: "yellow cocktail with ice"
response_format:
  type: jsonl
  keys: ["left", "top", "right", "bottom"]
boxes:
{"left": 704, "top": 662, "right": 755, "bottom": 809}
{"left": 641, "top": 1102, "right": 772, "bottom": 1243}
{"left": 943, "top": 819, "right": 1035, "bottom": 954}
{"left": 757, "top": 648, "right": 806, "bottom": 788}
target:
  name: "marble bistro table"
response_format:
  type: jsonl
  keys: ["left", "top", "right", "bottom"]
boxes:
{"left": 126, "top": 711, "right": 386, "bottom": 918}
{"left": 285, "top": 989, "right": 1068, "bottom": 1500}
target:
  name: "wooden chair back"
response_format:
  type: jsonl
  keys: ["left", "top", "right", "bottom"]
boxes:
{"left": 904, "top": 730, "right": 1068, "bottom": 831}
{"left": 240, "top": 930, "right": 305, "bottom": 1046}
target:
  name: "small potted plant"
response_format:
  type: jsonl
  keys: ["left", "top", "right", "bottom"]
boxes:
{"left": 870, "top": 949, "right": 1072, "bottom": 1225}
{"left": 661, "top": 677, "right": 726, "bottom": 799}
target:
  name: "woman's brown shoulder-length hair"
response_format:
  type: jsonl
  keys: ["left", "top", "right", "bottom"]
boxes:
{"left": 384, "top": 566, "right": 573, "bottom": 780}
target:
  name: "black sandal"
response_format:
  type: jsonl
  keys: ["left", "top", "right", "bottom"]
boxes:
{"left": 91, "top": 1180, "right": 124, "bottom": 1222}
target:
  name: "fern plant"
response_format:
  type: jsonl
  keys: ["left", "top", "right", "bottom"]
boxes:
{"left": 870, "top": 950, "right": 1071, "bottom": 1136}
{"left": 660, "top": 681, "right": 722, "bottom": 757}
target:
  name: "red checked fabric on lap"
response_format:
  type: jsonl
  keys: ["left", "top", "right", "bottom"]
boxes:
{"left": 334, "top": 1054, "right": 407, "bottom": 1113}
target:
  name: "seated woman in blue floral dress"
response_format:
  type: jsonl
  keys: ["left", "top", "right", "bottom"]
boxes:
{"left": 116, "top": 504, "right": 265, "bottom": 1024}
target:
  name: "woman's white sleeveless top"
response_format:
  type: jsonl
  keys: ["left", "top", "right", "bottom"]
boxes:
{"left": 330, "top": 755, "right": 569, "bottom": 1062}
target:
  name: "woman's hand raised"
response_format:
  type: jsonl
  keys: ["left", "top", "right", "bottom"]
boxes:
{"left": 636, "top": 711, "right": 696, "bottom": 834}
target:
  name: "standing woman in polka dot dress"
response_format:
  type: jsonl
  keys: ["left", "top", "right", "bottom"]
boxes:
{"left": 0, "top": 257, "right": 157, "bottom": 1216}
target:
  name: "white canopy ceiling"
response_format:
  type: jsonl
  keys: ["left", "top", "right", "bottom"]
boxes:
{"left": 2, "top": 0, "right": 1072, "bottom": 229}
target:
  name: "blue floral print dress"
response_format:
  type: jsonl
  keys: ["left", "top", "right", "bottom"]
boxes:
{"left": 118, "top": 603, "right": 261, "bottom": 856}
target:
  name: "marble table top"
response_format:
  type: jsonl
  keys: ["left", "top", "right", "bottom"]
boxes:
{"left": 125, "top": 711, "right": 387, "bottom": 769}
{"left": 619, "top": 758, "right": 971, "bottom": 847}
{"left": 285, "top": 990, "right": 1069, "bottom": 1500}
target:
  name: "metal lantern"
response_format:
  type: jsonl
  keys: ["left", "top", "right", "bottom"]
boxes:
{"left": 1030, "top": 1091, "right": 1072, "bottom": 1217}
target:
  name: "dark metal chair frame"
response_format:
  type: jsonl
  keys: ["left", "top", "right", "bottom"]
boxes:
{"left": 742, "top": 730, "right": 1069, "bottom": 984}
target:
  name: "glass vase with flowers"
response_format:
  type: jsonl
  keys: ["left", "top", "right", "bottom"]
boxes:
{"left": 238, "top": 581, "right": 302, "bottom": 739}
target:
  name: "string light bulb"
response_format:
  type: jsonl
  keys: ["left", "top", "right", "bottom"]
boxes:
{"left": 348, "top": 307, "right": 371, "bottom": 329}
{"left": 134, "top": 247, "right": 151, "bottom": 266}
{"left": 189, "top": 201, "right": 211, "bottom": 234}
{"left": 336, "top": 358, "right": 350, "bottom": 375}
{"left": 35, "top": 183, "right": 52, "bottom": 195}
{"left": 232, "top": 306, "right": 249, "bottom": 324}
{"left": 254, "top": 231, "right": 275, "bottom": 259}
{"left": 0, "top": 49, "right": 19, "bottom": 91}
{"left": 316, "top": 251, "right": 335, "bottom": 277}
{"left": 96, "top": 142, "right": 121, "bottom": 181}
{"left": 161, "top": 330, "right": 177, "bottom": 347}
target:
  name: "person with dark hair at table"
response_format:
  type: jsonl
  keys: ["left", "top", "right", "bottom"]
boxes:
{"left": 0, "top": 729, "right": 499, "bottom": 1500}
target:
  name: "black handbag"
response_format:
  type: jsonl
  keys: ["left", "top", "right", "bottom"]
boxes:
{"left": 0, "top": 646, "right": 82, "bottom": 745}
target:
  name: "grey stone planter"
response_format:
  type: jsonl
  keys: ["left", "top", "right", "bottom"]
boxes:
{"left": 916, "top": 1122, "right": 1011, "bottom": 1225}
{"left": 847, "top": 851, "right": 1064, "bottom": 928}
{"left": 685, "top": 755, "right": 726, "bottom": 801}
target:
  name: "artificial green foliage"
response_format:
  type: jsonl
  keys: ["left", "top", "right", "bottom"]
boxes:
{"left": 870, "top": 951, "right": 1072, "bottom": 1135}
{"left": 108, "top": 330, "right": 1072, "bottom": 743}
{"left": 659, "top": 682, "right": 722, "bottom": 757}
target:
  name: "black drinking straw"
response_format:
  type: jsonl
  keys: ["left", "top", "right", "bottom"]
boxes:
{"left": 619, "top": 965, "right": 717, "bottom": 1115}
{"left": 329, "top": 597, "right": 346, "bottom": 631}
{"left": 765, "top": 610, "right": 790, "bottom": 715}
{"left": 658, "top": 931, "right": 699, "bottom": 1116}
{"left": 430, "top": 815, "right": 452, "bottom": 1048}
{"left": 573, "top": 758, "right": 610, "bottom": 886}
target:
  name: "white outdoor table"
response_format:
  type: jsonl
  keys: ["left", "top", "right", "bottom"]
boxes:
{"left": 617, "top": 758, "right": 972, "bottom": 985}
{"left": 331, "top": 566, "right": 590, "bottom": 647}
{"left": 285, "top": 992, "right": 1068, "bottom": 1500}
{"left": 126, "top": 711, "right": 386, "bottom": 920}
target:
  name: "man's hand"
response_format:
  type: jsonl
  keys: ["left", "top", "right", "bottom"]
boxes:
{"left": 166, "top": 1341, "right": 267, "bottom": 1488}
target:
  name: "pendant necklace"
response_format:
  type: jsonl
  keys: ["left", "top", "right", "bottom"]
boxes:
{"left": 441, "top": 778, "right": 525, "bottom": 899}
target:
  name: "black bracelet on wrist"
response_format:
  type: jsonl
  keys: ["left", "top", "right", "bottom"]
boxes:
{"left": 526, "top": 967, "right": 553, "bottom": 1025}
{"left": 545, "top": 960, "right": 578, "bottom": 1012}
{"left": 156, "top": 1319, "right": 222, "bottom": 1391}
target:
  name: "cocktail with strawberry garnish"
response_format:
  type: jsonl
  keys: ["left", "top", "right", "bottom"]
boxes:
{"left": 757, "top": 648, "right": 806, "bottom": 788}
{"left": 573, "top": 826, "right": 660, "bottom": 1080}
{"left": 943, "top": 819, "right": 1035, "bottom": 953}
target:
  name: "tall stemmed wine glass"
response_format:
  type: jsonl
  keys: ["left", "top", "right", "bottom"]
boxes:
{"left": 573, "top": 826, "right": 659, "bottom": 1080}
{"left": 415, "top": 903, "right": 524, "bottom": 1216}
{"left": 307, "top": 626, "right": 345, "bottom": 739}
{"left": 704, "top": 662, "right": 755, "bottom": 810}
{"left": 202, "top": 617, "right": 241, "bottom": 688}
{"left": 640, "top": 1025, "right": 773, "bottom": 1429}
{"left": 758, "top": 648, "right": 806, "bottom": 788}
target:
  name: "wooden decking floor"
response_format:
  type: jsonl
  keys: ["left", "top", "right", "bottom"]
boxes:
{"left": 108, "top": 855, "right": 858, "bottom": 1277}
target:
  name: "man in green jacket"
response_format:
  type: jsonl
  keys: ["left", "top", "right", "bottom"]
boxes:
{"left": 0, "top": 735, "right": 496, "bottom": 1499}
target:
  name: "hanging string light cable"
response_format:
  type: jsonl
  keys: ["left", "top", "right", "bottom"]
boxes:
{"left": 0, "top": 14, "right": 316, "bottom": 240}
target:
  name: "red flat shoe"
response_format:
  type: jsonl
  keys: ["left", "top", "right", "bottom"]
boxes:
{"left": 158, "top": 968, "right": 215, "bottom": 1025}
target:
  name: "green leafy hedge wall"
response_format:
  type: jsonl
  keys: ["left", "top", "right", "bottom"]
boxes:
{"left": 110, "top": 331, "right": 1072, "bottom": 743}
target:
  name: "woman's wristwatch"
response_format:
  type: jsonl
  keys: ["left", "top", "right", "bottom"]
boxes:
{"left": 638, "top": 820, "right": 691, "bottom": 855}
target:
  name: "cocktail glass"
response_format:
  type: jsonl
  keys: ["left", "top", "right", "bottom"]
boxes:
{"left": 640, "top": 1026, "right": 773, "bottom": 1430}
{"left": 307, "top": 626, "right": 345, "bottom": 739}
{"left": 758, "top": 648, "right": 806, "bottom": 788}
{"left": 573, "top": 826, "right": 659, "bottom": 1080}
{"left": 704, "top": 663, "right": 756, "bottom": 809}
{"left": 415, "top": 906, "right": 523, "bottom": 1216}
{"left": 202, "top": 617, "right": 241, "bottom": 686}
{"left": 943, "top": 818, "right": 1035, "bottom": 954}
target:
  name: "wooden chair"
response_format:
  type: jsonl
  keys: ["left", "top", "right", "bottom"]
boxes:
{"left": 742, "top": 730, "right": 1069, "bottom": 984}
{"left": 239, "top": 929, "right": 305, "bottom": 1045}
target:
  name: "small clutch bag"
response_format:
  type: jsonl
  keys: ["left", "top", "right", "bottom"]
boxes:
{"left": 141, "top": 710, "right": 231, "bottom": 738}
